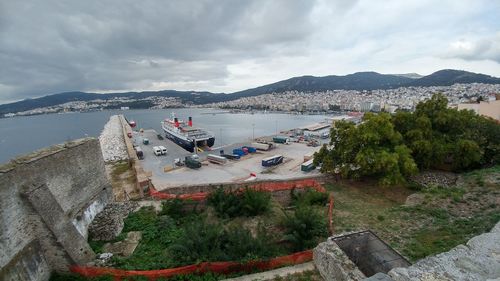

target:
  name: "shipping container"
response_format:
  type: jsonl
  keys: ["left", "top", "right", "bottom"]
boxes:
{"left": 251, "top": 142, "right": 272, "bottom": 151}
{"left": 301, "top": 159, "right": 315, "bottom": 172}
{"left": 262, "top": 155, "right": 284, "bottom": 167}
{"left": 233, "top": 148, "right": 245, "bottom": 156}
{"left": 242, "top": 146, "right": 257, "bottom": 153}
{"left": 207, "top": 154, "right": 228, "bottom": 165}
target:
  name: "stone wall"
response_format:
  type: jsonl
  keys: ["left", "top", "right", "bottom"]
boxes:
{"left": 154, "top": 178, "right": 327, "bottom": 206}
{"left": 0, "top": 138, "right": 112, "bottom": 281}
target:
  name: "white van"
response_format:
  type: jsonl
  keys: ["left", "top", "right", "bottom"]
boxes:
{"left": 158, "top": 146, "right": 167, "bottom": 155}
{"left": 153, "top": 146, "right": 162, "bottom": 156}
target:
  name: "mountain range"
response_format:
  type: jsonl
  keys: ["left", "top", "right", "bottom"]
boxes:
{"left": 1, "top": 69, "right": 499, "bottom": 115}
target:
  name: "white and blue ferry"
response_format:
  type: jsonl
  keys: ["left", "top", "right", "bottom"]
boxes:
{"left": 161, "top": 114, "right": 215, "bottom": 152}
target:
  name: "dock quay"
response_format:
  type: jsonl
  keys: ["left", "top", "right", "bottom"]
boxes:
{"left": 117, "top": 116, "right": 328, "bottom": 191}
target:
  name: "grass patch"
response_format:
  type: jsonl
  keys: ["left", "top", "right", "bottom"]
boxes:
{"left": 326, "top": 168, "right": 500, "bottom": 262}
{"left": 403, "top": 210, "right": 500, "bottom": 260}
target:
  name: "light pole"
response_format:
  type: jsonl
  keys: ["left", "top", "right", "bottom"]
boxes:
{"left": 219, "top": 128, "right": 223, "bottom": 146}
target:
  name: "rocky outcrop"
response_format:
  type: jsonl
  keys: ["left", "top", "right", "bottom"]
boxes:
{"left": 313, "top": 239, "right": 366, "bottom": 281}
{"left": 88, "top": 202, "right": 138, "bottom": 241}
{"left": 409, "top": 171, "right": 457, "bottom": 188}
{"left": 99, "top": 115, "right": 128, "bottom": 162}
{"left": 102, "top": 231, "right": 142, "bottom": 257}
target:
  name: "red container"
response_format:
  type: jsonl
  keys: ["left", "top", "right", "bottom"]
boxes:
{"left": 242, "top": 148, "right": 249, "bottom": 155}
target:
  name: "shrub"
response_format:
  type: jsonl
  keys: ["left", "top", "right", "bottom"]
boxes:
{"left": 282, "top": 205, "right": 328, "bottom": 251}
{"left": 168, "top": 219, "right": 279, "bottom": 265}
{"left": 240, "top": 188, "right": 271, "bottom": 216}
{"left": 291, "top": 188, "right": 328, "bottom": 206}
{"left": 168, "top": 219, "right": 227, "bottom": 264}
{"left": 159, "top": 198, "right": 200, "bottom": 220}
{"left": 207, "top": 187, "right": 271, "bottom": 218}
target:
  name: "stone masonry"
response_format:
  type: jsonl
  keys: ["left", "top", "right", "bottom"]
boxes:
{"left": 0, "top": 138, "right": 113, "bottom": 281}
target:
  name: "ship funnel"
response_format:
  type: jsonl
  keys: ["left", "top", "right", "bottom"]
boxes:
{"left": 174, "top": 117, "right": 179, "bottom": 128}
{"left": 188, "top": 117, "right": 193, "bottom": 127}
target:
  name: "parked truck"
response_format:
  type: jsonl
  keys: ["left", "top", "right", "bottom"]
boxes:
{"left": 301, "top": 159, "right": 315, "bottom": 172}
{"left": 273, "top": 136, "right": 290, "bottom": 144}
{"left": 251, "top": 142, "right": 272, "bottom": 151}
{"left": 207, "top": 154, "right": 228, "bottom": 165}
{"left": 185, "top": 155, "right": 202, "bottom": 169}
{"left": 262, "top": 155, "right": 284, "bottom": 167}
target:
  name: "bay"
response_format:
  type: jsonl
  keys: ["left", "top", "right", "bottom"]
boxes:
{"left": 0, "top": 108, "right": 334, "bottom": 164}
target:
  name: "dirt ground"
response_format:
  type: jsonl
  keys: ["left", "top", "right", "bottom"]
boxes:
{"left": 326, "top": 165, "right": 500, "bottom": 262}
{"left": 106, "top": 161, "right": 139, "bottom": 201}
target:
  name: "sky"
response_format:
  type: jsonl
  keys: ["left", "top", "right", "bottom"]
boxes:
{"left": 0, "top": 0, "right": 499, "bottom": 104}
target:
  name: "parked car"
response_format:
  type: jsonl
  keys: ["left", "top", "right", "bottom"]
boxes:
{"left": 153, "top": 146, "right": 162, "bottom": 156}
{"left": 159, "top": 146, "right": 167, "bottom": 155}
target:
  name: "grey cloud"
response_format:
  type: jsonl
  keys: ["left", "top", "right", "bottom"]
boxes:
{"left": 0, "top": 0, "right": 499, "bottom": 104}
{"left": 446, "top": 34, "right": 500, "bottom": 63}
{"left": 0, "top": 0, "right": 316, "bottom": 102}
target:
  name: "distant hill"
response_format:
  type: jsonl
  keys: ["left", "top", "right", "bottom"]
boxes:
{"left": 1, "top": 69, "right": 499, "bottom": 115}
{"left": 405, "top": 69, "right": 500, "bottom": 87}
{"left": 390, "top": 73, "right": 423, "bottom": 79}
{"left": 227, "top": 72, "right": 413, "bottom": 100}
{"left": 226, "top": 69, "right": 500, "bottom": 100}
{"left": 0, "top": 90, "right": 223, "bottom": 115}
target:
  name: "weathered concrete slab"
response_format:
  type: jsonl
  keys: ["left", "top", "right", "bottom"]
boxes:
{"left": 222, "top": 262, "right": 316, "bottom": 281}
{"left": 313, "top": 238, "right": 366, "bottom": 281}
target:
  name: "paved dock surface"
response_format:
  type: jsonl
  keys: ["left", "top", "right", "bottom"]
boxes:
{"left": 133, "top": 129, "right": 323, "bottom": 190}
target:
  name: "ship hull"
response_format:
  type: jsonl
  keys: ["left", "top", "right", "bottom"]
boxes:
{"left": 164, "top": 129, "right": 215, "bottom": 152}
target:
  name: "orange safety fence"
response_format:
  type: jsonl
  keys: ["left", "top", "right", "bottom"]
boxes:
{"left": 149, "top": 178, "right": 334, "bottom": 234}
{"left": 149, "top": 178, "right": 326, "bottom": 200}
{"left": 73, "top": 179, "right": 334, "bottom": 280}
{"left": 70, "top": 250, "right": 313, "bottom": 281}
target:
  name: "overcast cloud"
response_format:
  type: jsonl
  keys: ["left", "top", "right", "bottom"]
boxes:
{"left": 0, "top": 0, "right": 499, "bottom": 103}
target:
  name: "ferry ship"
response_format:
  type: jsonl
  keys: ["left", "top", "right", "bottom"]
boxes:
{"left": 161, "top": 114, "right": 215, "bottom": 152}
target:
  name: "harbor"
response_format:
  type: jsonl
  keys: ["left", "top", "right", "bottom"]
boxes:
{"left": 111, "top": 113, "right": 355, "bottom": 190}
{"left": 131, "top": 127, "right": 326, "bottom": 190}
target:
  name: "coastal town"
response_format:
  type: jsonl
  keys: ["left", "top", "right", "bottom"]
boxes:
{"left": 207, "top": 83, "right": 500, "bottom": 113}
{"left": 3, "top": 83, "right": 500, "bottom": 118}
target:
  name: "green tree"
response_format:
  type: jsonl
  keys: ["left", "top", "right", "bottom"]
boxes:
{"left": 315, "top": 112, "right": 417, "bottom": 185}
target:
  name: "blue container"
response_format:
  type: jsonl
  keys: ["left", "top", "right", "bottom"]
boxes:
{"left": 247, "top": 147, "right": 257, "bottom": 153}
{"left": 233, "top": 148, "right": 245, "bottom": 156}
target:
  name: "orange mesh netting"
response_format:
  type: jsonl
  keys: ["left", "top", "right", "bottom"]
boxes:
{"left": 149, "top": 178, "right": 326, "bottom": 200}
{"left": 73, "top": 179, "right": 333, "bottom": 280}
{"left": 70, "top": 250, "right": 313, "bottom": 280}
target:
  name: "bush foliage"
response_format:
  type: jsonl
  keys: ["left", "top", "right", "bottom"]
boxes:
{"left": 207, "top": 187, "right": 271, "bottom": 218}
{"left": 314, "top": 93, "right": 500, "bottom": 184}
{"left": 282, "top": 205, "right": 328, "bottom": 251}
{"left": 291, "top": 188, "right": 328, "bottom": 206}
{"left": 168, "top": 218, "right": 280, "bottom": 264}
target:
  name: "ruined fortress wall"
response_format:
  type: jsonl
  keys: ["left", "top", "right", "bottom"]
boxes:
{"left": 0, "top": 138, "right": 112, "bottom": 281}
